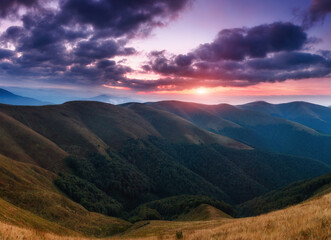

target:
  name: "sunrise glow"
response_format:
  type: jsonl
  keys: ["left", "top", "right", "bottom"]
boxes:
{"left": 0, "top": 0, "right": 329, "bottom": 104}
{"left": 195, "top": 87, "right": 208, "bottom": 95}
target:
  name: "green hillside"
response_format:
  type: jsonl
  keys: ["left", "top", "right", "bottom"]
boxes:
{"left": 0, "top": 154, "right": 131, "bottom": 237}
{"left": 130, "top": 195, "right": 234, "bottom": 222}
{"left": 148, "top": 101, "right": 331, "bottom": 165}
{"left": 237, "top": 173, "right": 331, "bottom": 217}
{"left": 146, "top": 137, "right": 330, "bottom": 203}
{"left": 0, "top": 197, "right": 74, "bottom": 235}
{"left": 0, "top": 101, "right": 249, "bottom": 158}
{"left": 126, "top": 103, "right": 248, "bottom": 149}
{"left": 0, "top": 111, "right": 67, "bottom": 171}
{"left": 176, "top": 204, "right": 232, "bottom": 221}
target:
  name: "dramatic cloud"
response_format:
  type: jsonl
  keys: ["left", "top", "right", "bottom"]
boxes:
{"left": 58, "top": 0, "right": 192, "bottom": 38}
{"left": 0, "top": 0, "right": 330, "bottom": 93}
{"left": 126, "top": 22, "right": 331, "bottom": 91}
{"left": 0, "top": 0, "right": 192, "bottom": 86}
{"left": 0, "top": 49, "right": 14, "bottom": 59}
{"left": 304, "top": 0, "right": 331, "bottom": 27}
{"left": 74, "top": 40, "right": 136, "bottom": 60}
{"left": 0, "top": 0, "right": 39, "bottom": 18}
{"left": 195, "top": 22, "right": 307, "bottom": 61}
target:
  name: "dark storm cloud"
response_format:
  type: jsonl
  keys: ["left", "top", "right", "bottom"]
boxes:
{"left": 175, "top": 54, "right": 195, "bottom": 67}
{"left": 195, "top": 22, "right": 307, "bottom": 61}
{"left": 0, "top": 0, "right": 192, "bottom": 86}
{"left": 247, "top": 52, "right": 329, "bottom": 70}
{"left": 145, "top": 22, "right": 309, "bottom": 75}
{"left": 58, "top": 0, "right": 192, "bottom": 37}
{"left": 128, "top": 22, "right": 331, "bottom": 91}
{"left": 74, "top": 40, "right": 136, "bottom": 60}
{"left": 304, "top": 0, "right": 331, "bottom": 27}
{"left": 137, "top": 50, "right": 331, "bottom": 91}
{"left": 0, "top": 49, "right": 14, "bottom": 59}
{"left": 0, "top": 0, "right": 39, "bottom": 18}
{"left": 0, "top": 0, "right": 329, "bottom": 92}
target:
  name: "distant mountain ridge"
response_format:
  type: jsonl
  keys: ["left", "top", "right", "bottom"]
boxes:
{"left": 238, "top": 101, "right": 331, "bottom": 134}
{"left": 81, "top": 94, "right": 137, "bottom": 104}
{"left": 0, "top": 88, "right": 51, "bottom": 106}
{"left": 148, "top": 100, "right": 331, "bottom": 165}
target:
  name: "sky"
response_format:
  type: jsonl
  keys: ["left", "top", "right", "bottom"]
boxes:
{"left": 0, "top": 0, "right": 330, "bottom": 105}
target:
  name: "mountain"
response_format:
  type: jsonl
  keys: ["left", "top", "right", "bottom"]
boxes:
{"left": 238, "top": 172, "right": 331, "bottom": 217}
{"left": 0, "top": 101, "right": 328, "bottom": 207}
{"left": 124, "top": 103, "right": 248, "bottom": 149}
{"left": 81, "top": 94, "right": 137, "bottom": 104}
{"left": 238, "top": 101, "right": 331, "bottom": 134}
{"left": 0, "top": 100, "right": 329, "bottom": 238}
{"left": 0, "top": 88, "right": 51, "bottom": 106}
{"left": 0, "top": 101, "right": 248, "bottom": 155}
{"left": 148, "top": 101, "right": 331, "bottom": 165}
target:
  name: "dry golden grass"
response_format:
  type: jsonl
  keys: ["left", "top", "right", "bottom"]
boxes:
{"left": 0, "top": 193, "right": 330, "bottom": 240}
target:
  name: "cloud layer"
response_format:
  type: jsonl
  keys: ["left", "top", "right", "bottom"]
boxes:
{"left": 0, "top": 0, "right": 191, "bottom": 86}
{"left": 0, "top": 0, "right": 330, "bottom": 93}
{"left": 304, "top": 0, "right": 331, "bottom": 27}
{"left": 128, "top": 22, "right": 330, "bottom": 91}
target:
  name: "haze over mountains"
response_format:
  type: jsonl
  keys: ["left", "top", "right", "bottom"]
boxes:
{"left": 0, "top": 88, "right": 51, "bottom": 106}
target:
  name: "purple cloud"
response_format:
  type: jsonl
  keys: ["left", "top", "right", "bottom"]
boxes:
{"left": 303, "top": 0, "right": 331, "bottom": 27}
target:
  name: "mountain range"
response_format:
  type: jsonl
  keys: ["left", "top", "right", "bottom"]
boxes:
{"left": 238, "top": 101, "right": 331, "bottom": 134}
{"left": 0, "top": 88, "right": 51, "bottom": 106}
{"left": 0, "top": 99, "right": 330, "bottom": 237}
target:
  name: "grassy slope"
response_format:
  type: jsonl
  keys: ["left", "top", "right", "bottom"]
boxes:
{"left": 0, "top": 103, "right": 111, "bottom": 156}
{"left": 147, "top": 138, "right": 330, "bottom": 203}
{"left": 146, "top": 101, "right": 242, "bottom": 132}
{"left": 1, "top": 192, "right": 329, "bottom": 240}
{"left": 237, "top": 172, "right": 331, "bottom": 217}
{"left": 0, "top": 111, "right": 67, "bottom": 171}
{"left": 0, "top": 197, "right": 75, "bottom": 235}
{"left": 126, "top": 103, "right": 249, "bottom": 149}
{"left": 0, "top": 102, "right": 249, "bottom": 157}
{"left": 0, "top": 154, "right": 131, "bottom": 237}
{"left": 176, "top": 204, "right": 232, "bottom": 221}
{"left": 149, "top": 101, "right": 331, "bottom": 165}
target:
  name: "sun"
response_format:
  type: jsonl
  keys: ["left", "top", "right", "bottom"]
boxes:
{"left": 195, "top": 87, "right": 208, "bottom": 95}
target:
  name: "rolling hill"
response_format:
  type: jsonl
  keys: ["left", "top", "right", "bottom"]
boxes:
{"left": 0, "top": 154, "right": 131, "bottom": 237}
{"left": 0, "top": 101, "right": 328, "bottom": 208}
{"left": 148, "top": 101, "right": 331, "bottom": 165}
{"left": 0, "top": 88, "right": 50, "bottom": 106}
{"left": 239, "top": 101, "right": 331, "bottom": 134}
{"left": 0, "top": 111, "right": 67, "bottom": 171}
{"left": 81, "top": 94, "right": 137, "bottom": 104}
{"left": 0, "top": 101, "right": 248, "bottom": 156}
{"left": 237, "top": 172, "right": 331, "bottom": 217}
{"left": 176, "top": 204, "right": 233, "bottom": 221}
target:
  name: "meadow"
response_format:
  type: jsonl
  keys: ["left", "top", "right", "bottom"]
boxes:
{"left": 0, "top": 192, "right": 329, "bottom": 240}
